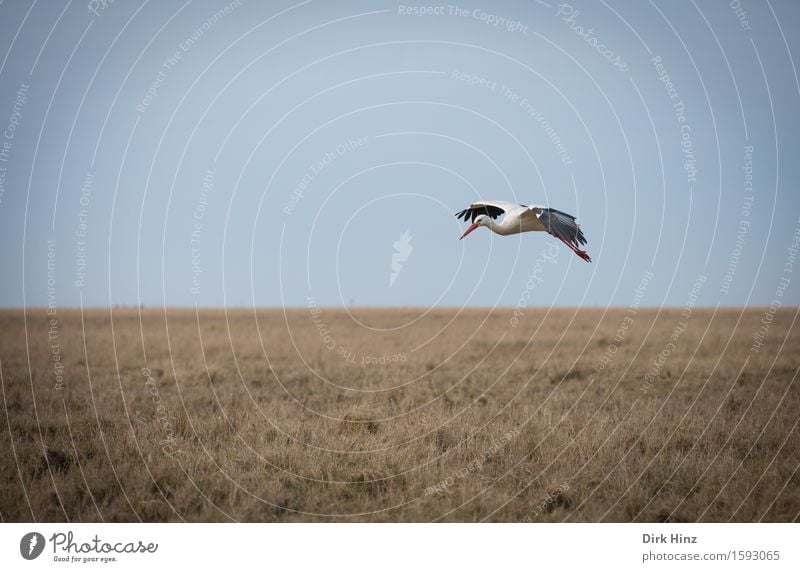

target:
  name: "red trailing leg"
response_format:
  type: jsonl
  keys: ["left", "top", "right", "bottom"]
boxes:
{"left": 554, "top": 234, "right": 592, "bottom": 263}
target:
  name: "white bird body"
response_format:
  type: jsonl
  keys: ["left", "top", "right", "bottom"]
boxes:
{"left": 455, "top": 200, "right": 592, "bottom": 262}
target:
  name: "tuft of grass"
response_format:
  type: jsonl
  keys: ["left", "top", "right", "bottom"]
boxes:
{"left": 341, "top": 413, "right": 379, "bottom": 435}
{"left": 38, "top": 448, "right": 74, "bottom": 477}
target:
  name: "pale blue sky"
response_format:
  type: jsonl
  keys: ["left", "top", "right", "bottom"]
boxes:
{"left": 1, "top": 0, "right": 798, "bottom": 308}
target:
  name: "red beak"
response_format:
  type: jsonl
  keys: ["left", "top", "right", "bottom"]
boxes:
{"left": 459, "top": 222, "right": 479, "bottom": 240}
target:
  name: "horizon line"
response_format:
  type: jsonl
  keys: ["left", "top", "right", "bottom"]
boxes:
{"left": 1, "top": 304, "right": 794, "bottom": 311}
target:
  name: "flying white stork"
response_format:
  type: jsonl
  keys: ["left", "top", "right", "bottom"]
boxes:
{"left": 456, "top": 200, "right": 592, "bottom": 262}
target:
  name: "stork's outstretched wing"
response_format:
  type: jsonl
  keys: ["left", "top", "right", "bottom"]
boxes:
{"left": 531, "top": 207, "right": 587, "bottom": 247}
{"left": 455, "top": 200, "right": 522, "bottom": 223}
{"left": 531, "top": 207, "right": 592, "bottom": 262}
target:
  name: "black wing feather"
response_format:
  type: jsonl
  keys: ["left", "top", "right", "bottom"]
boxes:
{"left": 534, "top": 207, "right": 587, "bottom": 248}
{"left": 454, "top": 204, "right": 506, "bottom": 223}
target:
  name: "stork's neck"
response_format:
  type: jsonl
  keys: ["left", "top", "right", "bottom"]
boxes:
{"left": 487, "top": 217, "right": 518, "bottom": 236}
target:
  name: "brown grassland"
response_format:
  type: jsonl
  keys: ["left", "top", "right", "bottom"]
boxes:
{"left": 1, "top": 307, "right": 798, "bottom": 522}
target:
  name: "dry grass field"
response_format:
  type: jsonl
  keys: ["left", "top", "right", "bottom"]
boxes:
{"left": 1, "top": 307, "right": 798, "bottom": 522}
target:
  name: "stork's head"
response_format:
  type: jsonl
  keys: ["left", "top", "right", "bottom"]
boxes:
{"left": 459, "top": 214, "right": 490, "bottom": 240}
